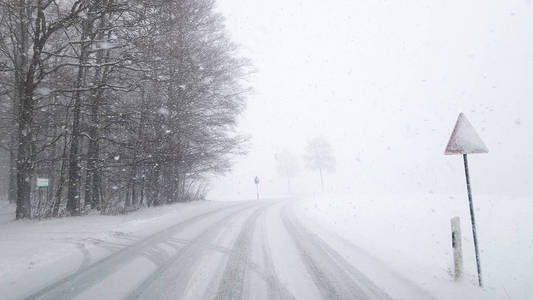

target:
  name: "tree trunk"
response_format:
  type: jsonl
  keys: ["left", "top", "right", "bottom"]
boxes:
{"left": 67, "top": 19, "right": 92, "bottom": 215}
{"left": 147, "top": 161, "right": 162, "bottom": 207}
{"left": 52, "top": 132, "right": 69, "bottom": 217}
{"left": 84, "top": 77, "right": 103, "bottom": 209}
{"left": 85, "top": 7, "right": 113, "bottom": 210}
{"left": 8, "top": 130, "right": 17, "bottom": 203}
{"left": 14, "top": 0, "right": 32, "bottom": 219}
{"left": 16, "top": 88, "right": 34, "bottom": 219}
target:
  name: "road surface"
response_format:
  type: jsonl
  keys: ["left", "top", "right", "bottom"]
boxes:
{"left": 23, "top": 200, "right": 425, "bottom": 300}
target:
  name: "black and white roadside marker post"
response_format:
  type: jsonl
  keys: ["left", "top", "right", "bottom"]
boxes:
{"left": 254, "top": 176, "right": 260, "bottom": 200}
{"left": 450, "top": 216, "right": 463, "bottom": 280}
{"left": 445, "top": 113, "right": 488, "bottom": 287}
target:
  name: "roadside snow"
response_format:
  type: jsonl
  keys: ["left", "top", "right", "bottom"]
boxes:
{"left": 0, "top": 202, "right": 14, "bottom": 225}
{"left": 293, "top": 193, "right": 533, "bottom": 300}
{"left": 0, "top": 201, "right": 236, "bottom": 300}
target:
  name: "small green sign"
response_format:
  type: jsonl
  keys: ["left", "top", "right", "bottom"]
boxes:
{"left": 37, "top": 178, "right": 49, "bottom": 188}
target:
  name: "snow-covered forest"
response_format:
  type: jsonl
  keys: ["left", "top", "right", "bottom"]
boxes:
{"left": 0, "top": 0, "right": 250, "bottom": 219}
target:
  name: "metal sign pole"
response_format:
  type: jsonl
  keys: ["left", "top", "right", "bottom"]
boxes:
{"left": 463, "top": 154, "right": 483, "bottom": 287}
{"left": 38, "top": 187, "right": 43, "bottom": 217}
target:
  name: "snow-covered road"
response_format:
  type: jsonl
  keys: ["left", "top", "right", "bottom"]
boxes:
{"left": 6, "top": 200, "right": 430, "bottom": 300}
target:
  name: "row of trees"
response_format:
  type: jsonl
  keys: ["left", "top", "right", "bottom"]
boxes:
{"left": 275, "top": 137, "right": 336, "bottom": 193}
{"left": 0, "top": 0, "right": 249, "bottom": 219}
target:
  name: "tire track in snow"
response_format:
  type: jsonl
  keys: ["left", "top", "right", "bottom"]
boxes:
{"left": 259, "top": 205, "right": 298, "bottom": 300}
{"left": 281, "top": 205, "right": 392, "bottom": 300}
{"left": 214, "top": 206, "right": 266, "bottom": 300}
{"left": 128, "top": 203, "right": 267, "bottom": 299}
{"left": 24, "top": 202, "right": 249, "bottom": 300}
{"left": 307, "top": 220, "right": 437, "bottom": 300}
{"left": 75, "top": 242, "right": 92, "bottom": 271}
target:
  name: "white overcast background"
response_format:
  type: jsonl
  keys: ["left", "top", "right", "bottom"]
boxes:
{"left": 208, "top": 0, "right": 533, "bottom": 200}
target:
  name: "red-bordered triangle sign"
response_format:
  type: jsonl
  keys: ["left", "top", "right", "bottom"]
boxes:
{"left": 445, "top": 113, "right": 489, "bottom": 155}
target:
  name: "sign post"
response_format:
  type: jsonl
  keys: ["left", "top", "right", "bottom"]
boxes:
{"left": 36, "top": 178, "right": 49, "bottom": 217}
{"left": 445, "top": 113, "right": 488, "bottom": 287}
{"left": 254, "top": 176, "right": 260, "bottom": 200}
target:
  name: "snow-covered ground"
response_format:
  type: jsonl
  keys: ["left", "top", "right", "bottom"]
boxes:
{"left": 1, "top": 195, "right": 530, "bottom": 300}
{"left": 294, "top": 193, "right": 533, "bottom": 299}
{"left": 0, "top": 201, "right": 238, "bottom": 299}
{"left": 0, "top": 199, "right": 424, "bottom": 300}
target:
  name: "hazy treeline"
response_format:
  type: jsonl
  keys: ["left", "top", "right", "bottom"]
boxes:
{"left": 275, "top": 137, "right": 336, "bottom": 194}
{"left": 0, "top": 0, "right": 249, "bottom": 218}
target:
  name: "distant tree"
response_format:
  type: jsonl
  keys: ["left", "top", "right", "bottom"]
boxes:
{"left": 274, "top": 150, "right": 299, "bottom": 193}
{"left": 304, "top": 137, "right": 335, "bottom": 192}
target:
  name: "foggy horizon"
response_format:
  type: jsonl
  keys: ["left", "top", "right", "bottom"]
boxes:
{"left": 209, "top": 0, "right": 533, "bottom": 200}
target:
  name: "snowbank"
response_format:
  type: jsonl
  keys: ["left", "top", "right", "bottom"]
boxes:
{"left": 293, "top": 193, "right": 533, "bottom": 299}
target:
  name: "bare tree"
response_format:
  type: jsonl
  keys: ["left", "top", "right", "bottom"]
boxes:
{"left": 275, "top": 150, "right": 299, "bottom": 193}
{"left": 0, "top": 0, "right": 250, "bottom": 218}
{"left": 0, "top": 0, "right": 94, "bottom": 218}
{"left": 304, "top": 137, "right": 336, "bottom": 192}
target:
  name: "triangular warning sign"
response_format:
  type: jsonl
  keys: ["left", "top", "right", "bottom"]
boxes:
{"left": 445, "top": 113, "right": 489, "bottom": 155}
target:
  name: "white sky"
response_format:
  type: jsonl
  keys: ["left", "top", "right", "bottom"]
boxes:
{"left": 209, "top": 0, "right": 533, "bottom": 200}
